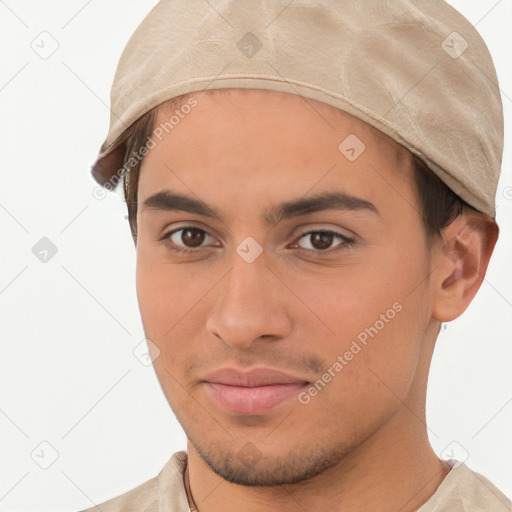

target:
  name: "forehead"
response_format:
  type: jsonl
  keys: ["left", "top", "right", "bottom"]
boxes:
{"left": 154, "top": 88, "right": 410, "bottom": 162}
{"left": 137, "top": 88, "right": 416, "bottom": 220}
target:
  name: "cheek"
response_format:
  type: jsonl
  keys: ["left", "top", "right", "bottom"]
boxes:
{"left": 287, "top": 239, "right": 429, "bottom": 400}
{"left": 136, "top": 259, "right": 205, "bottom": 403}
{"left": 283, "top": 238, "right": 426, "bottom": 339}
{"left": 135, "top": 250, "right": 222, "bottom": 356}
{"left": 291, "top": 292, "right": 424, "bottom": 442}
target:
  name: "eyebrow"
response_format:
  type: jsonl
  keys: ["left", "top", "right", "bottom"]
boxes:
{"left": 142, "top": 189, "right": 380, "bottom": 224}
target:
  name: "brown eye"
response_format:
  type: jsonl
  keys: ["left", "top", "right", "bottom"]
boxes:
{"left": 179, "top": 228, "right": 205, "bottom": 247}
{"left": 165, "top": 227, "right": 214, "bottom": 251}
{"left": 296, "top": 230, "right": 354, "bottom": 252}
{"left": 310, "top": 232, "right": 334, "bottom": 250}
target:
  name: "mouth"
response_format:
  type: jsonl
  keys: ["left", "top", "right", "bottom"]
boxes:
{"left": 202, "top": 367, "right": 310, "bottom": 415}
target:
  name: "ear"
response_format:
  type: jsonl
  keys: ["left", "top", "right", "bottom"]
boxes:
{"left": 431, "top": 209, "right": 499, "bottom": 322}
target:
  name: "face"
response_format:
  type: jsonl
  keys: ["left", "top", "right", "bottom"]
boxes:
{"left": 135, "top": 89, "right": 437, "bottom": 485}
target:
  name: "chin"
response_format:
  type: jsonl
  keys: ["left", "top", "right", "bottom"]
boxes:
{"left": 191, "top": 438, "right": 347, "bottom": 486}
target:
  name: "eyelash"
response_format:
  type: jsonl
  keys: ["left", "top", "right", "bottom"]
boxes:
{"left": 160, "top": 226, "right": 355, "bottom": 256}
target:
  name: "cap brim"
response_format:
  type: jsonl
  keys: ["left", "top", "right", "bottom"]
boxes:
{"left": 91, "top": 138, "right": 127, "bottom": 188}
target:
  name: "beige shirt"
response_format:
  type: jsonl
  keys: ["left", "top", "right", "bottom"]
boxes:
{"left": 81, "top": 451, "right": 511, "bottom": 511}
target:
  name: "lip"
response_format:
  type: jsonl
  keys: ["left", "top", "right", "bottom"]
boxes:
{"left": 202, "top": 367, "right": 309, "bottom": 415}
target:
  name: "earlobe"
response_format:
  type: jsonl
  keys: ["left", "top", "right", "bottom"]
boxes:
{"left": 432, "top": 213, "right": 499, "bottom": 322}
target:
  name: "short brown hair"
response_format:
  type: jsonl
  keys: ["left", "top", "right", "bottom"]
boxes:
{"left": 121, "top": 94, "right": 471, "bottom": 245}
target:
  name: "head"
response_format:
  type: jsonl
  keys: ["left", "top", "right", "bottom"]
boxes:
{"left": 121, "top": 88, "right": 498, "bottom": 485}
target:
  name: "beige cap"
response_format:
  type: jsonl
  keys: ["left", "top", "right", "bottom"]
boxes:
{"left": 92, "top": 0, "right": 503, "bottom": 218}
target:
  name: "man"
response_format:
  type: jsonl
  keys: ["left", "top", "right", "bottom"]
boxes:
{"left": 84, "top": 1, "right": 510, "bottom": 510}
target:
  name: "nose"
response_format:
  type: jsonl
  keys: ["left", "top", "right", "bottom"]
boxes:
{"left": 205, "top": 253, "right": 293, "bottom": 349}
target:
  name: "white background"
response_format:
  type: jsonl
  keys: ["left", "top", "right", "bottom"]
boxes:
{"left": 0, "top": 1, "right": 511, "bottom": 510}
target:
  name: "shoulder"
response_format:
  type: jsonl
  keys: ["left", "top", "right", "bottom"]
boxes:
{"left": 418, "top": 459, "right": 512, "bottom": 512}
{"left": 79, "top": 451, "right": 189, "bottom": 512}
{"left": 80, "top": 476, "right": 159, "bottom": 512}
